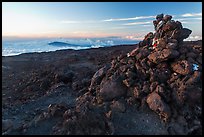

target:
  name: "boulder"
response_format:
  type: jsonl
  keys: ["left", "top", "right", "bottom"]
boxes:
{"left": 146, "top": 92, "right": 171, "bottom": 122}
{"left": 156, "top": 13, "right": 164, "bottom": 21}
{"left": 163, "top": 15, "right": 172, "bottom": 22}
{"left": 162, "top": 20, "right": 177, "bottom": 32}
{"left": 148, "top": 48, "right": 179, "bottom": 64}
{"left": 129, "top": 47, "right": 139, "bottom": 56}
{"left": 171, "top": 28, "right": 192, "bottom": 42}
{"left": 99, "top": 78, "right": 127, "bottom": 101}
{"left": 89, "top": 65, "right": 110, "bottom": 92}
{"left": 171, "top": 60, "right": 192, "bottom": 75}
{"left": 175, "top": 21, "right": 183, "bottom": 29}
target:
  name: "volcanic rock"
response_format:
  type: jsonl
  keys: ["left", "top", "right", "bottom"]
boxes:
{"left": 98, "top": 77, "right": 127, "bottom": 101}
{"left": 146, "top": 92, "right": 171, "bottom": 122}
{"left": 171, "top": 60, "right": 192, "bottom": 75}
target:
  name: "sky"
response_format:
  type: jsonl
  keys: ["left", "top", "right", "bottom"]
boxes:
{"left": 2, "top": 2, "right": 202, "bottom": 40}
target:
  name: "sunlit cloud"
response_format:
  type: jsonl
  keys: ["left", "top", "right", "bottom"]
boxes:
{"left": 122, "top": 31, "right": 149, "bottom": 40}
{"left": 181, "top": 12, "right": 202, "bottom": 17}
{"left": 185, "top": 35, "right": 202, "bottom": 41}
{"left": 123, "top": 21, "right": 151, "bottom": 26}
{"left": 124, "top": 35, "right": 144, "bottom": 41}
{"left": 102, "top": 15, "right": 155, "bottom": 22}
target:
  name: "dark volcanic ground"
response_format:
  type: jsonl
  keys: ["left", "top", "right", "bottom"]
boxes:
{"left": 2, "top": 44, "right": 136, "bottom": 135}
{"left": 2, "top": 41, "right": 202, "bottom": 135}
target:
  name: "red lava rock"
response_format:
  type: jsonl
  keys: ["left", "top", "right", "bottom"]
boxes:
{"left": 150, "top": 81, "right": 159, "bottom": 92}
{"left": 171, "top": 60, "right": 192, "bottom": 75}
{"left": 89, "top": 65, "right": 110, "bottom": 92}
{"left": 146, "top": 92, "right": 171, "bottom": 122}
{"left": 129, "top": 47, "right": 139, "bottom": 56}
{"left": 133, "top": 86, "right": 141, "bottom": 98}
{"left": 122, "top": 79, "right": 133, "bottom": 88}
{"left": 148, "top": 48, "right": 179, "bottom": 64}
{"left": 99, "top": 78, "right": 127, "bottom": 101}
{"left": 163, "top": 20, "right": 178, "bottom": 32}
{"left": 163, "top": 15, "right": 172, "bottom": 22}
{"left": 172, "top": 28, "right": 192, "bottom": 42}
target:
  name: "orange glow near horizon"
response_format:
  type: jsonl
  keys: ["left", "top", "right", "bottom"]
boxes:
{"left": 2, "top": 30, "right": 132, "bottom": 39}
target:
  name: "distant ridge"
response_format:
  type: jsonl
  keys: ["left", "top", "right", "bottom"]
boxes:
{"left": 48, "top": 41, "right": 80, "bottom": 47}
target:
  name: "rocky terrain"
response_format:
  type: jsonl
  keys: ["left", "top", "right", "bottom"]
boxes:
{"left": 2, "top": 44, "right": 136, "bottom": 135}
{"left": 2, "top": 14, "right": 202, "bottom": 135}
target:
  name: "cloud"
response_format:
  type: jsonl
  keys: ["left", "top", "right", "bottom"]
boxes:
{"left": 123, "top": 21, "right": 151, "bottom": 26}
{"left": 124, "top": 35, "right": 144, "bottom": 41}
{"left": 102, "top": 15, "right": 155, "bottom": 22}
{"left": 181, "top": 13, "right": 202, "bottom": 17}
{"left": 180, "top": 21, "right": 188, "bottom": 24}
{"left": 122, "top": 31, "right": 149, "bottom": 41}
{"left": 175, "top": 17, "right": 202, "bottom": 21}
{"left": 171, "top": 17, "right": 202, "bottom": 25}
{"left": 108, "top": 26, "right": 131, "bottom": 30}
{"left": 185, "top": 35, "right": 202, "bottom": 41}
{"left": 142, "top": 24, "right": 152, "bottom": 27}
{"left": 60, "top": 20, "right": 101, "bottom": 24}
{"left": 60, "top": 20, "right": 80, "bottom": 24}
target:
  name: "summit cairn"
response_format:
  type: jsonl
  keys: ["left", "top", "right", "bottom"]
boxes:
{"left": 87, "top": 14, "right": 202, "bottom": 134}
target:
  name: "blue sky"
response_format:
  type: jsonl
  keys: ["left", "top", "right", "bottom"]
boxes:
{"left": 2, "top": 2, "right": 202, "bottom": 40}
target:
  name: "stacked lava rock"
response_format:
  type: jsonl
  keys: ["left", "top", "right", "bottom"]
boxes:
{"left": 49, "top": 14, "right": 201, "bottom": 135}
{"left": 139, "top": 13, "right": 192, "bottom": 48}
{"left": 88, "top": 14, "right": 202, "bottom": 133}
